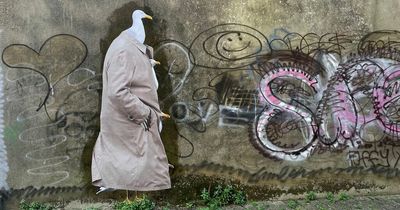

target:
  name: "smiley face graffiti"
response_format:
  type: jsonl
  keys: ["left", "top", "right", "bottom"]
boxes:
{"left": 189, "top": 23, "right": 269, "bottom": 69}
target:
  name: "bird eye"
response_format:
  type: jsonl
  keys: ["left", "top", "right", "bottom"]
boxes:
{"left": 227, "top": 38, "right": 232, "bottom": 41}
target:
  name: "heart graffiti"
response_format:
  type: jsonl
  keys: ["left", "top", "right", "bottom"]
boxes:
{"left": 2, "top": 34, "right": 88, "bottom": 112}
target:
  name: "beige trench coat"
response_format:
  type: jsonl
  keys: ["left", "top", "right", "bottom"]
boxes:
{"left": 92, "top": 30, "right": 171, "bottom": 191}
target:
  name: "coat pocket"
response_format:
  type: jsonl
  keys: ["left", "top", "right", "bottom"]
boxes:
{"left": 103, "top": 117, "right": 146, "bottom": 156}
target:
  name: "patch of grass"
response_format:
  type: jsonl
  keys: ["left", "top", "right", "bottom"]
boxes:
{"left": 316, "top": 204, "right": 327, "bottom": 210}
{"left": 249, "top": 201, "right": 268, "bottom": 210}
{"left": 113, "top": 196, "right": 156, "bottom": 210}
{"left": 257, "top": 203, "right": 269, "bottom": 210}
{"left": 185, "top": 201, "right": 195, "bottom": 209}
{"left": 326, "top": 192, "right": 335, "bottom": 203}
{"left": 200, "top": 185, "right": 247, "bottom": 209}
{"left": 305, "top": 191, "right": 317, "bottom": 202}
{"left": 287, "top": 199, "right": 300, "bottom": 209}
{"left": 84, "top": 208, "right": 101, "bottom": 210}
{"left": 355, "top": 204, "right": 363, "bottom": 209}
{"left": 250, "top": 201, "right": 258, "bottom": 207}
{"left": 19, "top": 200, "right": 55, "bottom": 210}
{"left": 338, "top": 192, "right": 350, "bottom": 201}
{"left": 161, "top": 202, "right": 172, "bottom": 210}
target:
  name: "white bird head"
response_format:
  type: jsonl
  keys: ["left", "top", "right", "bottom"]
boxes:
{"left": 128, "top": 10, "right": 153, "bottom": 44}
{"left": 132, "top": 10, "right": 153, "bottom": 21}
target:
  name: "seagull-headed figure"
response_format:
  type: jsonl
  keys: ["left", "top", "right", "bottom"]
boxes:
{"left": 127, "top": 10, "right": 153, "bottom": 44}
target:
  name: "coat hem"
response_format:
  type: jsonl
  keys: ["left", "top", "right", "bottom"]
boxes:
{"left": 92, "top": 180, "right": 171, "bottom": 192}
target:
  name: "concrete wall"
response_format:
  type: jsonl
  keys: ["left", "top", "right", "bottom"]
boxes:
{"left": 2, "top": 0, "right": 400, "bottom": 208}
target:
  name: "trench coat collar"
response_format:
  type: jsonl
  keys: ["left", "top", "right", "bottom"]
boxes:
{"left": 122, "top": 30, "right": 148, "bottom": 55}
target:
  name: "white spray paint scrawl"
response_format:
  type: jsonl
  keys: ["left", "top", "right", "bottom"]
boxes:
{"left": 0, "top": 30, "right": 9, "bottom": 189}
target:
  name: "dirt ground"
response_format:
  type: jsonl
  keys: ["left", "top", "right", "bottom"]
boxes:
{"left": 59, "top": 194, "right": 400, "bottom": 210}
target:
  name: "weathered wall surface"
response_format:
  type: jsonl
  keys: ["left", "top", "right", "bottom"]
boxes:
{"left": 2, "top": 0, "right": 400, "bottom": 208}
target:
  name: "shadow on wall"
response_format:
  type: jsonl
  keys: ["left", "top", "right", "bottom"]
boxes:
{"left": 100, "top": 1, "right": 168, "bottom": 59}
{"left": 0, "top": 188, "right": 9, "bottom": 210}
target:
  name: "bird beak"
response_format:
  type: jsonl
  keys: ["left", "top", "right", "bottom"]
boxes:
{"left": 144, "top": 15, "right": 153, "bottom": 20}
{"left": 154, "top": 60, "right": 161, "bottom": 65}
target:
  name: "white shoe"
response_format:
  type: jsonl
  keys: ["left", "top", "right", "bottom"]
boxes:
{"left": 96, "top": 187, "right": 115, "bottom": 194}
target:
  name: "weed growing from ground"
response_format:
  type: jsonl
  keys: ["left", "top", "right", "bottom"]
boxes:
{"left": 338, "top": 192, "right": 350, "bottom": 201}
{"left": 287, "top": 199, "right": 299, "bottom": 209}
{"left": 185, "top": 201, "right": 195, "bottom": 209}
{"left": 161, "top": 202, "right": 172, "bottom": 210}
{"left": 326, "top": 192, "right": 335, "bottom": 203}
{"left": 249, "top": 201, "right": 268, "bottom": 210}
{"left": 113, "top": 196, "right": 155, "bottom": 210}
{"left": 200, "top": 184, "right": 247, "bottom": 209}
{"left": 305, "top": 191, "right": 317, "bottom": 202}
{"left": 19, "top": 200, "right": 55, "bottom": 210}
{"left": 316, "top": 204, "right": 327, "bottom": 210}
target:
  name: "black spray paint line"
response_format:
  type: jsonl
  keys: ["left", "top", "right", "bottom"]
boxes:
{"left": 2, "top": 34, "right": 88, "bottom": 115}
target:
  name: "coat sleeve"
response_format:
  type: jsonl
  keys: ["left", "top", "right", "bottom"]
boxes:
{"left": 106, "top": 49, "right": 150, "bottom": 124}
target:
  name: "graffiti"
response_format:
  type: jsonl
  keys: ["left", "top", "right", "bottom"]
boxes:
{"left": 154, "top": 25, "right": 400, "bottom": 164}
{"left": 153, "top": 24, "right": 269, "bottom": 159}
{"left": 2, "top": 34, "right": 88, "bottom": 112}
{"left": 189, "top": 23, "right": 268, "bottom": 69}
{"left": 154, "top": 40, "right": 193, "bottom": 106}
{"left": 170, "top": 102, "right": 189, "bottom": 122}
{"left": 0, "top": 60, "right": 8, "bottom": 192}
{"left": 251, "top": 30, "right": 400, "bottom": 161}
{"left": 218, "top": 72, "right": 262, "bottom": 127}
{"left": 2, "top": 34, "right": 100, "bottom": 186}
{"left": 347, "top": 141, "right": 400, "bottom": 168}
{"left": 4, "top": 25, "right": 398, "bottom": 191}
{"left": 9, "top": 186, "right": 84, "bottom": 199}
{"left": 0, "top": 185, "right": 84, "bottom": 208}
{"left": 182, "top": 161, "right": 400, "bottom": 184}
{"left": 18, "top": 115, "right": 70, "bottom": 185}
